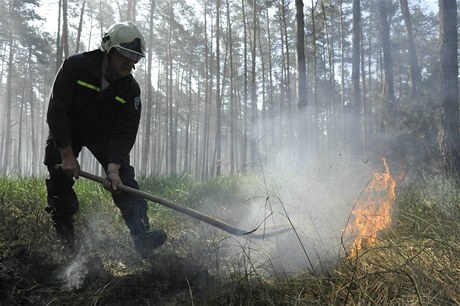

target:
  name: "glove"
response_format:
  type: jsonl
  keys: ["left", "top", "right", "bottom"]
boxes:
{"left": 103, "top": 170, "right": 123, "bottom": 193}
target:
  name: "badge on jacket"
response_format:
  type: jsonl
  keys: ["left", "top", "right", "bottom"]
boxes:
{"left": 134, "top": 96, "right": 141, "bottom": 111}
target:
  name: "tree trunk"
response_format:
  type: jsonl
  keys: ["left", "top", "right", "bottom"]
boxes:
{"left": 141, "top": 0, "right": 155, "bottom": 175}
{"left": 351, "top": 0, "right": 362, "bottom": 153}
{"left": 2, "top": 38, "right": 14, "bottom": 175}
{"left": 18, "top": 71, "right": 26, "bottom": 175}
{"left": 360, "top": 10, "right": 368, "bottom": 152}
{"left": 55, "top": 0, "right": 63, "bottom": 72}
{"left": 339, "top": 0, "right": 345, "bottom": 149}
{"left": 241, "top": 0, "right": 248, "bottom": 172}
{"left": 296, "top": 0, "right": 307, "bottom": 111}
{"left": 265, "top": 0, "right": 275, "bottom": 158}
{"left": 227, "top": 0, "right": 236, "bottom": 174}
{"left": 75, "top": 0, "right": 86, "bottom": 53}
{"left": 278, "top": 0, "right": 291, "bottom": 149}
{"left": 250, "top": 0, "right": 258, "bottom": 168}
{"left": 201, "top": 0, "right": 212, "bottom": 179}
{"left": 184, "top": 56, "right": 193, "bottom": 173}
{"left": 167, "top": 2, "right": 177, "bottom": 174}
{"left": 155, "top": 64, "right": 162, "bottom": 174}
{"left": 28, "top": 50, "right": 37, "bottom": 176}
{"left": 400, "top": 0, "right": 420, "bottom": 98}
{"left": 311, "top": 0, "right": 318, "bottom": 150}
{"left": 257, "top": 13, "right": 267, "bottom": 164}
{"left": 127, "top": 0, "right": 136, "bottom": 21}
{"left": 376, "top": 0, "right": 395, "bottom": 130}
{"left": 215, "top": 0, "right": 222, "bottom": 177}
{"left": 320, "top": 0, "right": 336, "bottom": 152}
{"left": 366, "top": 6, "right": 373, "bottom": 152}
{"left": 62, "top": 0, "right": 69, "bottom": 59}
{"left": 439, "top": 0, "right": 460, "bottom": 176}
{"left": 194, "top": 75, "right": 202, "bottom": 178}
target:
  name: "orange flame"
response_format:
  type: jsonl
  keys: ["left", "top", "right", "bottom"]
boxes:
{"left": 343, "top": 158, "right": 396, "bottom": 257}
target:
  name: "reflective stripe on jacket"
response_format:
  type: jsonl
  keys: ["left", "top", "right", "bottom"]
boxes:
{"left": 47, "top": 49, "right": 142, "bottom": 164}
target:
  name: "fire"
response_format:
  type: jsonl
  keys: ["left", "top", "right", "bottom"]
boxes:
{"left": 343, "top": 158, "right": 396, "bottom": 257}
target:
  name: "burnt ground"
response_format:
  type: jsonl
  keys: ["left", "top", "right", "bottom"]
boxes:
{"left": 0, "top": 218, "right": 240, "bottom": 306}
{"left": 0, "top": 243, "right": 219, "bottom": 306}
{"left": 0, "top": 181, "right": 288, "bottom": 305}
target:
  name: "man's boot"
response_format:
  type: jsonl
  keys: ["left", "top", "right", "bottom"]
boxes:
{"left": 134, "top": 229, "right": 167, "bottom": 258}
{"left": 120, "top": 203, "right": 167, "bottom": 257}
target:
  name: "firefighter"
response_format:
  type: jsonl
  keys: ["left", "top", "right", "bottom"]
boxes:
{"left": 44, "top": 21, "right": 166, "bottom": 257}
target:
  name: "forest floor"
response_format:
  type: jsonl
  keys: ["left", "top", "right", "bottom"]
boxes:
{"left": 0, "top": 239, "right": 219, "bottom": 305}
{"left": 0, "top": 175, "right": 287, "bottom": 305}
{"left": 1, "top": 175, "right": 460, "bottom": 305}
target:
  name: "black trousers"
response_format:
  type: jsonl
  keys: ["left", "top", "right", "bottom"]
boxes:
{"left": 44, "top": 138, "right": 150, "bottom": 237}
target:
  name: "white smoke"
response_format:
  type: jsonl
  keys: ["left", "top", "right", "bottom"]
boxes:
{"left": 60, "top": 249, "right": 91, "bottom": 290}
{"left": 232, "top": 149, "right": 374, "bottom": 275}
{"left": 58, "top": 211, "right": 119, "bottom": 290}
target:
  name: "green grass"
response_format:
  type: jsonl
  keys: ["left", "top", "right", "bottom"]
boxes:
{"left": 0, "top": 177, "right": 51, "bottom": 257}
{"left": 0, "top": 173, "right": 459, "bottom": 305}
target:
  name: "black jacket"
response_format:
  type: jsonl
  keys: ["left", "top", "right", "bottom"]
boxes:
{"left": 47, "top": 49, "right": 142, "bottom": 164}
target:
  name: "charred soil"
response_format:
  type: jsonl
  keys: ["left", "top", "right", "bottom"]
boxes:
{"left": 0, "top": 243, "right": 217, "bottom": 305}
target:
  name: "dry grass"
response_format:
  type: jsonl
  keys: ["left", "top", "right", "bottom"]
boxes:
{"left": 0, "top": 175, "right": 459, "bottom": 305}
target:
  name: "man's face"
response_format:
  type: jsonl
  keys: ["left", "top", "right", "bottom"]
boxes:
{"left": 108, "top": 49, "right": 136, "bottom": 80}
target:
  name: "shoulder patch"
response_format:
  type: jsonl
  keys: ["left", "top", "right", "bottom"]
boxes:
{"left": 134, "top": 96, "right": 141, "bottom": 111}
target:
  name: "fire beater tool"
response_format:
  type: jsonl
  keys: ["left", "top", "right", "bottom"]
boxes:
{"left": 73, "top": 168, "right": 291, "bottom": 239}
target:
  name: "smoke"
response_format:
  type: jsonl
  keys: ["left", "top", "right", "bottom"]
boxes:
{"left": 59, "top": 249, "right": 92, "bottom": 290}
{"left": 55, "top": 144, "right": 375, "bottom": 285}
{"left": 57, "top": 211, "right": 117, "bottom": 290}
{"left": 231, "top": 148, "right": 374, "bottom": 275}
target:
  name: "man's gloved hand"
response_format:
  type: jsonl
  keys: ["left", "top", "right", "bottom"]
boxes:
{"left": 103, "top": 170, "right": 123, "bottom": 193}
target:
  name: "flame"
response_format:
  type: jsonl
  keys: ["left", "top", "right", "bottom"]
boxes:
{"left": 343, "top": 158, "right": 396, "bottom": 257}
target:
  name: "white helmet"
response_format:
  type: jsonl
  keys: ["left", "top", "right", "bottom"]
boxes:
{"left": 100, "top": 21, "right": 145, "bottom": 62}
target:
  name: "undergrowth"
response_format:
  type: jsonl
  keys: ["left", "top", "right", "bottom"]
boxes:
{"left": 0, "top": 174, "right": 459, "bottom": 305}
